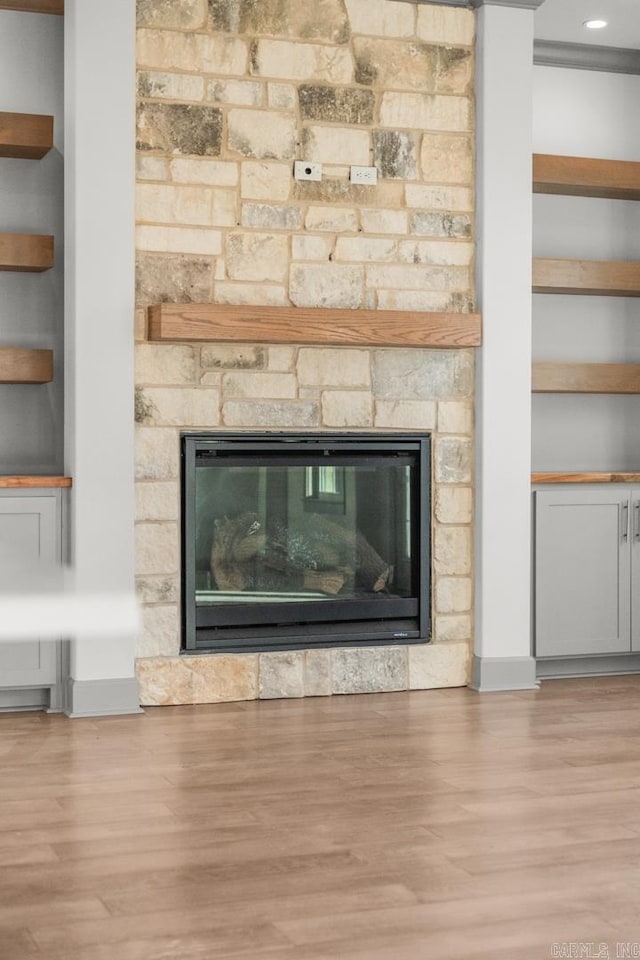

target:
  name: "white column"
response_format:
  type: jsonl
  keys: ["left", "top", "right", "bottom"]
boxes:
{"left": 473, "top": 2, "right": 537, "bottom": 690}
{"left": 64, "top": 0, "right": 141, "bottom": 715}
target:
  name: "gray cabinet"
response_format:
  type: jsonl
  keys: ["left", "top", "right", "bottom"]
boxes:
{"left": 535, "top": 486, "right": 640, "bottom": 659}
{"left": 0, "top": 488, "right": 64, "bottom": 708}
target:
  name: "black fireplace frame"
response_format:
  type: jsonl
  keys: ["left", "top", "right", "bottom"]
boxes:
{"left": 181, "top": 432, "right": 431, "bottom": 654}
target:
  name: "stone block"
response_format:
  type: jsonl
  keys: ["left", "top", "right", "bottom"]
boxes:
{"left": 136, "top": 576, "right": 180, "bottom": 605}
{"left": 353, "top": 37, "right": 437, "bottom": 90}
{"left": 292, "top": 235, "right": 334, "bottom": 261}
{"left": 375, "top": 290, "right": 456, "bottom": 312}
{"left": 435, "top": 615, "right": 472, "bottom": 643}
{"left": 135, "top": 308, "right": 147, "bottom": 343}
{"left": 250, "top": 39, "right": 353, "bottom": 83}
{"left": 398, "top": 240, "right": 473, "bottom": 266}
{"left": 136, "top": 344, "right": 196, "bottom": 385}
{"left": 222, "top": 372, "right": 297, "bottom": 400}
{"left": 268, "top": 83, "right": 297, "bottom": 109}
{"left": 137, "top": 29, "right": 247, "bottom": 76}
{"left": 299, "top": 85, "right": 375, "bottom": 125}
{"left": 235, "top": 0, "right": 350, "bottom": 44}
{"left": 207, "top": 79, "right": 263, "bottom": 106}
{"left": 321, "top": 391, "right": 372, "bottom": 427}
{"left": 259, "top": 651, "right": 305, "bottom": 699}
{"left": 406, "top": 184, "right": 473, "bottom": 212}
{"left": 433, "top": 525, "right": 471, "bottom": 576}
{"left": 170, "top": 158, "right": 239, "bottom": 186}
{"left": 241, "top": 162, "right": 291, "bottom": 201}
{"left": 408, "top": 641, "right": 469, "bottom": 690}
{"left": 223, "top": 400, "right": 320, "bottom": 428}
{"left": 344, "top": 0, "right": 415, "bottom": 38}
{"left": 137, "top": 71, "right": 204, "bottom": 102}
{"left": 435, "top": 437, "right": 472, "bottom": 484}
{"left": 228, "top": 108, "right": 296, "bottom": 160}
{"left": 360, "top": 209, "right": 408, "bottom": 235}
{"left": 136, "top": 155, "right": 169, "bottom": 181}
{"left": 334, "top": 237, "right": 397, "bottom": 262}
{"left": 136, "top": 254, "right": 213, "bottom": 306}
{"left": 438, "top": 401, "right": 473, "bottom": 435}
{"left": 410, "top": 213, "right": 472, "bottom": 240}
{"left": 436, "top": 47, "right": 473, "bottom": 96}
{"left": 380, "top": 92, "right": 471, "bottom": 132}
{"left": 137, "top": 183, "right": 237, "bottom": 226}
{"left": 434, "top": 486, "right": 472, "bottom": 525}
{"left": 201, "top": 345, "right": 266, "bottom": 370}
{"left": 268, "top": 347, "right": 297, "bottom": 371}
{"left": 137, "top": 103, "right": 222, "bottom": 156}
{"left": 304, "top": 650, "right": 332, "bottom": 697}
{"left": 136, "top": 522, "right": 180, "bottom": 576}
{"left": 366, "top": 264, "right": 470, "bottom": 293}
{"left": 302, "top": 126, "right": 370, "bottom": 166}
{"left": 214, "top": 282, "right": 290, "bottom": 306}
{"left": 137, "top": 0, "right": 207, "bottom": 29}
{"left": 295, "top": 179, "right": 403, "bottom": 208}
{"left": 435, "top": 578, "right": 472, "bottom": 615}
{"left": 298, "top": 348, "right": 370, "bottom": 387}
{"left": 304, "top": 206, "right": 358, "bottom": 234}
{"left": 416, "top": 5, "right": 475, "bottom": 46}
{"left": 136, "top": 225, "right": 222, "bottom": 256}
{"left": 290, "top": 264, "right": 364, "bottom": 308}
{"left": 135, "top": 426, "right": 180, "bottom": 481}
{"left": 331, "top": 646, "right": 407, "bottom": 694}
{"left": 241, "top": 203, "right": 302, "bottom": 230}
{"left": 421, "top": 133, "right": 473, "bottom": 185}
{"left": 372, "top": 130, "right": 418, "bottom": 180}
{"left": 142, "top": 387, "right": 220, "bottom": 427}
{"left": 136, "top": 655, "right": 258, "bottom": 706}
{"left": 226, "top": 232, "right": 289, "bottom": 282}
{"left": 137, "top": 605, "right": 180, "bottom": 658}
{"left": 374, "top": 400, "right": 436, "bottom": 430}
{"left": 135, "top": 481, "right": 179, "bottom": 522}
{"left": 372, "top": 349, "right": 473, "bottom": 400}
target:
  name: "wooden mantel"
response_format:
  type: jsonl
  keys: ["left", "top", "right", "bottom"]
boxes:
{"left": 147, "top": 303, "right": 482, "bottom": 349}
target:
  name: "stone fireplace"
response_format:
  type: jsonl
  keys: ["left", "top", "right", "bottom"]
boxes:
{"left": 133, "top": 0, "right": 475, "bottom": 704}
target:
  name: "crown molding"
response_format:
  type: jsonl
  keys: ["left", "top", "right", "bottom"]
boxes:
{"left": 534, "top": 39, "right": 640, "bottom": 75}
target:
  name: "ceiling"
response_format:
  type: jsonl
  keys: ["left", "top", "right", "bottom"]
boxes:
{"left": 534, "top": 0, "right": 640, "bottom": 50}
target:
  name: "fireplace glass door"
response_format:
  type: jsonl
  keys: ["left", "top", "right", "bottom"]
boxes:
{"left": 182, "top": 434, "right": 430, "bottom": 652}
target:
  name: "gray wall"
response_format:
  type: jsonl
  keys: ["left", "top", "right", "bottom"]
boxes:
{"left": 0, "top": 11, "right": 64, "bottom": 473}
{"left": 532, "top": 67, "right": 640, "bottom": 472}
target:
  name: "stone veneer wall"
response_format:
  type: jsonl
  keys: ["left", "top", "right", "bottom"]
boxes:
{"left": 134, "top": 0, "right": 475, "bottom": 706}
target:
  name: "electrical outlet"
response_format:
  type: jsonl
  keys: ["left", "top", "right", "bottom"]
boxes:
{"left": 294, "top": 161, "right": 322, "bottom": 182}
{"left": 350, "top": 165, "right": 378, "bottom": 186}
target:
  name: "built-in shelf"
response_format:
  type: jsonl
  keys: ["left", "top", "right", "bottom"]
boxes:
{"left": 0, "top": 1, "right": 63, "bottom": 13}
{"left": 532, "top": 472, "right": 640, "bottom": 484}
{"left": 0, "top": 347, "right": 53, "bottom": 384}
{"left": 0, "top": 111, "right": 53, "bottom": 160}
{"left": 532, "top": 258, "right": 640, "bottom": 297}
{"left": 0, "top": 475, "right": 71, "bottom": 488}
{"left": 533, "top": 362, "right": 640, "bottom": 395}
{"left": 148, "top": 303, "right": 482, "bottom": 349}
{"left": 0, "top": 233, "right": 53, "bottom": 272}
{"left": 533, "top": 154, "right": 640, "bottom": 201}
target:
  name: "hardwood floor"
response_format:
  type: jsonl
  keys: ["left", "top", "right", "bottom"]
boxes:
{"left": 2, "top": 676, "right": 640, "bottom": 959}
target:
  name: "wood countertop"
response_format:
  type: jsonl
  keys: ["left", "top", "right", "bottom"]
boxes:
{"left": 0, "top": 476, "right": 72, "bottom": 488}
{"left": 532, "top": 472, "right": 640, "bottom": 484}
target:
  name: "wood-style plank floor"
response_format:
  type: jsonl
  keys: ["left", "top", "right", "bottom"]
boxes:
{"left": 2, "top": 676, "right": 640, "bottom": 960}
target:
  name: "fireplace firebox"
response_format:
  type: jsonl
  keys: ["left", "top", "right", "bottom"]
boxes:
{"left": 182, "top": 433, "right": 431, "bottom": 653}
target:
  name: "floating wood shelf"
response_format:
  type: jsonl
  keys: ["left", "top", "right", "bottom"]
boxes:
{"left": 0, "top": 1, "right": 63, "bottom": 13}
{"left": 532, "top": 362, "right": 640, "bottom": 395}
{"left": 0, "top": 475, "right": 71, "bottom": 488}
{"left": 532, "top": 472, "right": 640, "bottom": 484}
{"left": 0, "top": 347, "right": 53, "bottom": 384}
{"left": 0, "top": 112, "right": 53, "bottom": 159}
{"left": 532, "top": 258, "right": 640, "bottom": 297}
{"left": 0, "top": 233, "right": 53, "bottom": 272}
{"left": 533, "top": 154, "right": 640, "bottom": 201}
{"left": 148, "top": 303, "right": 482, "bottom": 349}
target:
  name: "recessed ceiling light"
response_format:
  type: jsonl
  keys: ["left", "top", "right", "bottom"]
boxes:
{"left": 583, "top": 18, "right": 608, "bottom": 29}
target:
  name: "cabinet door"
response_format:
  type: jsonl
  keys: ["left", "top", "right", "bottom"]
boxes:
{"left": 535, "top": 489, "right": 631, "bottom": 657}
{"left": 0, "top": 495, "right": 59, "bottom": 688}
{"left": 632, "top": 488, "right": 640, "bottom": 653}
